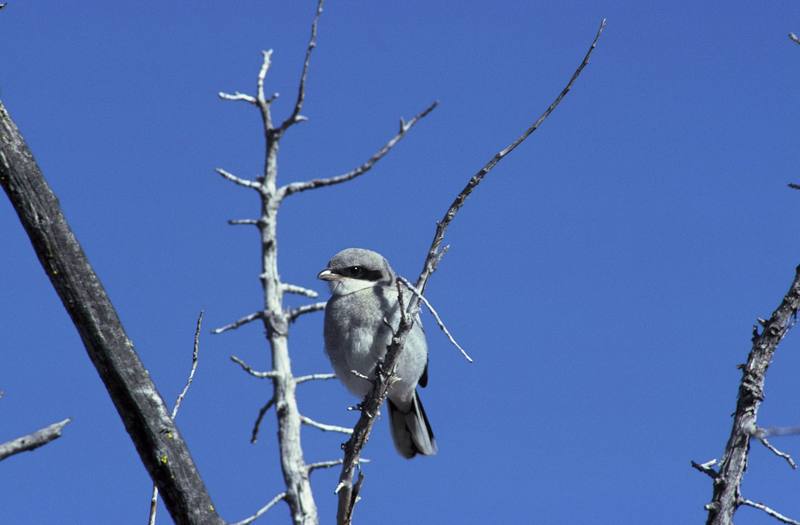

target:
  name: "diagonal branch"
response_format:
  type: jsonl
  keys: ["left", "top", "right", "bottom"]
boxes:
{"left": 216, "top": 168, "right": 262, "bottom": 190}
{"left": 280, "top": 101, "right": 438, "bottom": 197}
{"left": 0, "top": 418, "right": 71, "bottom": 462}
{"left": 396, "top": 275, "right": 473, "bottom": 362}
{"left": 230, "top": 355, "right": 279, "bottom": 379}
{"left": 415, "top": 19, "right": 607, "bottom": 296}
{"left": 0, "top": 101, "right": 223, "bottom": 525}
{"left": 334, "top": 20, "right": 607, "bottom": 525}
{"left": 278, "top": 0, "right": 324, "bottom": 133}
{"left": 231, "top": 492, "right": 288, "bottom": 525}
{"left": 703, "top": 265, "right": 800, "bottom": 525}
{"left": 740, "top": 499, "right": 800, "bottom": 525}
{"left": 212, "top": 311, "right": 265, "bottom": 334}
{"left": 300, "top": 414, "right": 353, "bottom": 435}
{"left": 148, "top": 312, "right": 205, "bottom": 525}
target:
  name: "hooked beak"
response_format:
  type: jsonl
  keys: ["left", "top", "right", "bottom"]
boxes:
{"left": 317, "top": 269, "right": 339, "bottom": 281}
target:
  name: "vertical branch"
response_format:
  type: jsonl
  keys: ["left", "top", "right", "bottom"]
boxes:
{"left": 217, "top": 2, "right": 325, "bottom": 523}
{"left": 703, "top": 266, "right": 800, "bottom": 525}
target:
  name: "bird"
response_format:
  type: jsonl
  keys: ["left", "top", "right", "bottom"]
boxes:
{"left": 318, "top": 248, "right": 437, "bottom": 459}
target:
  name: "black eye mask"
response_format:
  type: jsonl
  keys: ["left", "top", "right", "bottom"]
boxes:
{"left": 336, "top": 265, "right": 384, "bottom": 282}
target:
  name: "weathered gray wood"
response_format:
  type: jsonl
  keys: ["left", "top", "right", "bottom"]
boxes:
{"left": 0, "top": 101, "right": 223, "bottom": 525}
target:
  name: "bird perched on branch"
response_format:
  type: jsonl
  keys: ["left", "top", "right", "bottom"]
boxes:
{"left": 318, "top": 248, "right": 436, "bottom": 458}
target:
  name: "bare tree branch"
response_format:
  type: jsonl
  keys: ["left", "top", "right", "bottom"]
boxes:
{"left": 230, "top": 355, "right": 279, "bottom": 379}
{"left": 218, "top": 91, "right": 257, "bottom": 105}
{"left": 295, "top": 373, "right": 337, "bottom": 384}
{"left": 288, "top": 302, "right": 327, "bottom": 322}
{"left": 212, "top": 311, "right": 265, "bottom": 334}
{"left": 228, "top": 219, "right": 260, "bottom": 226}
{"left": 215, "top": 4, "right": 335, "bottom": 522}
{"left": 216, "top": 168, "right": 262, "bottom": 190}
{"left": 691, "top": 459, "right": 719, "bottom": 479}
{"left": 701, "top": 266, "right": 800, "bottom": 525}
{"left": 396, "top": 275, "right": 473, "bottom": 362}
{"left": 0, "top": 101, "right": 222, "bottom": 525}
{"left": 282, "top": 283, "right": 319, "bottom": 298}
{"left": 250, "top": 397, "right": 276, "bottom": 444}
{"left": 279, "top": 101, "right": 438, "bottom": 197}
{"left": 231, "top": 492, "right": 287, "bottom": 525}
{"left": 0, "top": 418, "right": 71, "bottom": 462}
{"left": 334, "top": 19, "right": 608, "bottom": 524}
{"left": 149, "top": 312, "right": 205, "bottom": 525}
{"left": 756, "top": 435, "right": 797, "bottom": 469}
{"left": 740, "top": 499, "right": 800, "bottom": 525}
{"left": 300, "top": 415, "right": 353, "bottom": 435}
{"left": 278, "top": 0, "right": 324, "bottom": 133}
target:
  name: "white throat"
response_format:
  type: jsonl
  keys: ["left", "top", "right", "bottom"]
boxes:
{"left": 328, "top": 277, "right": 380, "bottom": 297}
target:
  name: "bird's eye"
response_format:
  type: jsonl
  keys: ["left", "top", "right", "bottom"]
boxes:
{"left": 349, "top": 266, "right": 363, "bottom": 278}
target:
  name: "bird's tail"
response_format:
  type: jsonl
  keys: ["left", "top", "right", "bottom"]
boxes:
{"left": 387, "top": 391, "right": 437, "bottom": 459}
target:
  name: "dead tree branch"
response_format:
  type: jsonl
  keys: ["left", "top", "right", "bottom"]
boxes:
{"left": 280, "top": 101, "right": 438, "bottom": 197}
{"left": 700, "top": 265, "right": 800, "bottom": 525}
{"left": 740, "top": 499, "right": 800, "bottom": 525}
{"left": 214, "top": 0, "right": 433, "bottom": 521}
{"left": 0, "top": 102, "right": 222, "bottom": 525}
{"left": 334, "top": 18, "right": 608, "bottom": 525}
{"left": 231, "top": 492, "right": 288, "bottom": 525}
{"left": 0, "top": 418, "right": 71, "bottom": 462}
{"left": 148, "top": 312, "right": 205, "bottom": 525}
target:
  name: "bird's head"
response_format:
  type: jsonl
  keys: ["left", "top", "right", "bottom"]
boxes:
{"left": 318, "top": 248, "right": 395, "bottom": 296}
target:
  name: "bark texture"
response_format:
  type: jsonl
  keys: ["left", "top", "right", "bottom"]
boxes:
{"left": 0, "top": 102, "right": 223, "bottom": 525}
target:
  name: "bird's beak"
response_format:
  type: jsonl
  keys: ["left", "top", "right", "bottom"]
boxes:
{"left": 317, "top": 269, "right": 339, "bottom": 281}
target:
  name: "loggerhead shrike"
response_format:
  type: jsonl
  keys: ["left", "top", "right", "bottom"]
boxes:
{"left": 318, "top": 248, "right": 437, "bottom": 458}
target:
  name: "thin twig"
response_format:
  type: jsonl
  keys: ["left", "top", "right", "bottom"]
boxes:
{"left": 251, "top": 398, "right": 276, "bottom": 444}
{"left": 279, "top": 0, "right": 324, "bottom": 133}
{"left": 397, "top": 275, "right": 473, "bottom": 362}
{"left": 148, "top": 312, "right": 205, "bottom": 525}
{"left": 288, "top": 301, "right": 326, "bottom": 322}
{"left": 0, "top": 419, "right": 71, "bottom": 462}
{"left": 415, "top": 19, "right": 607, "bottom": 296}
{"left": 300, "top": 415, "right": 353, "bottom": 435}
{"left": 740, "top": 499, "right": 800, "bottom": 525}
{"left": 230, "top": 355, "right": 279, "bottom": 379}
{"left": 212, "top": 311, "right": 264, "bottom": 334}
{"left": 335, "top": 19, "right": 607, "bottom": 525}
{"left": 282, "top": 283, "right": 319, "bottom": 298}
{"left": 231, "top": 492, "right": 288, "bottom": 525}
{"left": 280, "top": 101, "right": 438, "bottom": 197}
{"left": 691, "top": 459, "right": 719, "bottom": 479}
{"left": 295, "top": 373, "right": 337, "bottom": 384}
{"left": 757, "top": 436, "right": 797, "bottom": 469}
{"left": 218, "top": 91, "right": 257, "bottom": 105}
{"left": 216, "top": 168, "right": 262, "bottom": 190}
{"left": 172, "top": 312, "right": 204, "bottom": 419}
{"left": 228, "top": 219, "right": 259, "bottom": 226}
{"left": 307, "top": 458, "right": 370, "bottom": 474}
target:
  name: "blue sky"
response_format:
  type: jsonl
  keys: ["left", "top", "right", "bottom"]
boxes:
{"left": 2, "top": 1, "right": 800, "bottom": 524}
